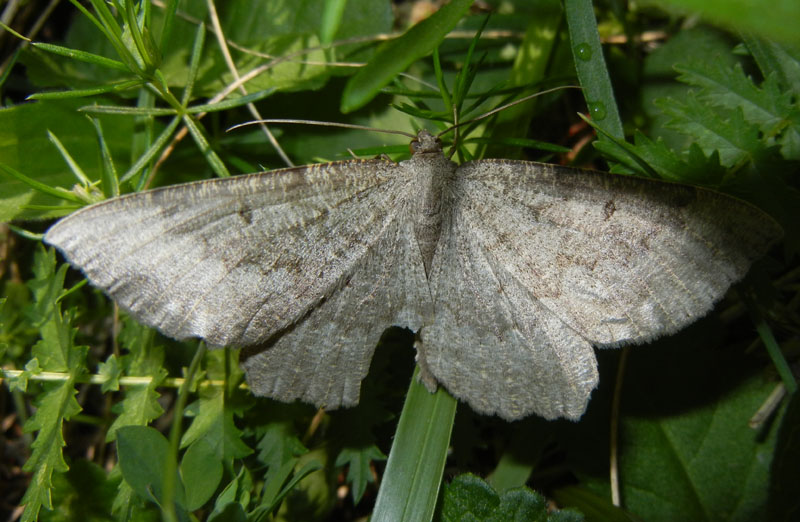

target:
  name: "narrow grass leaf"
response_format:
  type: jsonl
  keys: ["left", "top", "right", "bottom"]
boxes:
{"left": 564, "top": 0, "right": 624, "bottom": 140}
{"left": 371, "top": 367, "right": 457, "bottom": 522}
{"left": 31, "top": 42, "right": 129, "bottom": 71}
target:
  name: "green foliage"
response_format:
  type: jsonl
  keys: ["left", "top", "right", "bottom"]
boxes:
{"left": 0, "top": 1, "right": 797, "bottom": 521}
{"left": 19, "top": 247, "right": 87, "bottom": 522}
{"left": 438, "top": 474, "right": 584, "bottom": 522}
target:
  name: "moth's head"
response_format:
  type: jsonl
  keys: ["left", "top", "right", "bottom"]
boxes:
{"left": 410, "top": 130, "right": 443, "bottom": 154}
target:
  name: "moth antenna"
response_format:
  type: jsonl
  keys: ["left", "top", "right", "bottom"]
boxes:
{"left": 436, "top": 85, "right": 582, "bottom": 141}
{"left": 447, "top": 104, "right": 461, "bottom": 160}
{"left": 228, "top": 119, "right": 417, "bottom": 139}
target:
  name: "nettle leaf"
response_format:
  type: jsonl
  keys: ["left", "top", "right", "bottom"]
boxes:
{"left": 335, "top": 444, "right": 386, "bottom": 504}
{"left": 674, "top": 62, "right": 800, "bottom": 159}
{"left": 606, "top": 130, "right": 727, "bottom": 186}
{"left": 19, "top": 247, "right": 87, "bottom": 522}
{"left": 254, "top": 408, "right": 309, "bottom": 473}
{"left": 655, "top": 93, "right": 766, "bottom": 168}
{"left": 106, "top": 319, "right": 168, "bottom": 442}
{"left": 675, "top": 62, "right": 790, "bottom": 130}
{"left": 438, "top": 473, "right": 583, "bottom": 522}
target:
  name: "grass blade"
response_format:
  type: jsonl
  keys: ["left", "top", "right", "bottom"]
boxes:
{"left": 371, "top": 367, "right": 457, "bottom": 522}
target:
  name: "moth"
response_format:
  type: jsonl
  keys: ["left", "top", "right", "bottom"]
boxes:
{"left": 45, "top": 130, "right": 781, "bottom": 420}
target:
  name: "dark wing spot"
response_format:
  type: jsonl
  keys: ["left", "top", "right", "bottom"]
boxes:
{"left": 604, "top": 200, "right": 616, "bottom": 220}
{"left": 237, "top": 205, "right": 253, "bottom": 225}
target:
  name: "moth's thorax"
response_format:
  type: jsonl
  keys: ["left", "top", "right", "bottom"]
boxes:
{"left": 404, "top": 147, "right": 457, "bottom": 277}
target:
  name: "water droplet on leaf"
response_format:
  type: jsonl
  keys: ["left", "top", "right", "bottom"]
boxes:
{"left": 587, "top": 101, "right": 607, "bottom": 120}
{"left": 574, "top": 43, "right": 592, "bottom": 61}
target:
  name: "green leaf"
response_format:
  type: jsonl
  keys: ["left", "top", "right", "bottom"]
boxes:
{"left": 31, "top": 41, "right": 129, "bottom": 71}
{"left": 372, "top": 366, "right": 457, "bottom": 522}
{"left": 605, "top": 337, "right": 780, "bottom": 522}
{"left": 769, "top": 390, "right": 800, "bottom": 521}
{"left": 438, "top": 473, "right": 583, "bottom": 522}
{"left": 675, "top": 62, "right": 794, "bottom": 132}
{"left": 487, "top": 0, "right": 564, "bottom": 156}
{"left": 19, "top": 248, "right": 86, "bottom": 521}
{"left": 98, "top": 354, "right": 121, "bottom": 392}
{"left": 196, "top": 0, "right": 393, "bottom": 96}
{"left": 593, "top": 128, "right": 727, "bottom": 186}
{"left": 180, "top": 350, "right": 251, "bottom": 462}
{"left": 673, "top": 60, "right": 800, "bottom": 160}
{"left": 564, "top": 0, "right": 624, "bottom": 140}
{"left": 89, "top": 117, "right": 121, "bottom": 198}
{"left": 208, "top": 466, "right": 252, "bottom": 521}
{"left": 181, "top": 438, "right": 223, "bottom": 510}
{"left": 320, "top": 0, "right": 347, "bottom": 45}
{"left": 116, "top": 425, "right": 186, "bottom": 508}
{"left": 653, "top": 0, "right": 800, "bottom": 45}
{"left": 20, "top": 380, "right": 83, "bottom": 522}
{"left": 106, "top": 319, "right": 167, "bottom": 442}
{"left": 741, "top": 35, "right": 800, "bottom": 95}
{"left": 335, "top": 444, "right": 386, "bottom": 504}
{"left": 340, "top": 0, "right": 474, "bottom": 112}
{"left": 8, "top": 358, "right": 40, "bottom": 393}
{"left": 268, "top": 450, "right": 329, "bottom": 520}
{"left": 0, "top": 99, "right": 134, "bottom": 221}
{"left": 655, "top": 93, "right": 766, "bottom": 168}
{"left": 255, "top": 413, "right": 309, "bottom": 473}
{"left": 44, "top": 459, "right": 118, "bottom": 521}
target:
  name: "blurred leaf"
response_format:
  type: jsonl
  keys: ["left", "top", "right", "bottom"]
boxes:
{"left": 40, "top": 459, "right": 118, "bottom": 522}
{"left": 0, "top": 100, "right": 134, "bottom": 222}
{"left": 741, "top": 35, "right": 800, "bottom": 96}
{"left": 608, "top": 333, "right": 780, "bottom": 522}
{"left": 649, "top": 0, "right": 800, "bottom": 45}
{"left": 769, "top": 390, "right": 800, "bottom": 521}
{"left": 340, "top": 0, "right": 474, "bottom": 112}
